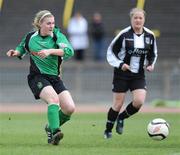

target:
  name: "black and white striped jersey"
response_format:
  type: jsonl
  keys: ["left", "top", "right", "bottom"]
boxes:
{"left": 107, "top": 26, "right": 158, "bottom": 76}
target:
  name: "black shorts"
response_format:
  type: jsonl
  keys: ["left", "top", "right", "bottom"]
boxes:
{"left": 112, "top": 77, "right": 147, "bottom": 93}
{"left": 27, "top": 74, "right": 67, "bottom": 99}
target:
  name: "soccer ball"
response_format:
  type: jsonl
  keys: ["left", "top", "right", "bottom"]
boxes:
{"left": 147, "top": 118, "right": 169, "bottom": 140}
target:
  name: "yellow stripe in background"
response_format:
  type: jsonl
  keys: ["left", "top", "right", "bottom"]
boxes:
{"left": 63, "top": 0, "right": 74, "bottom": 29}
{"left": 137, "top": 0, "right": 145, "bottom": 9}
{"left": 152, "top": 29, "right": 161, "bottom": 37}
{"left": 136, "top": 0, "right": 160, "bottom": 37}
{"left": 0, "top": 0, "right": 4, "bottom": 11}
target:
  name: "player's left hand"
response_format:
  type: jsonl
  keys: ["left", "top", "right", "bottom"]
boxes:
{"left": 146, "top": 65, "right": 154, "bottom": 72}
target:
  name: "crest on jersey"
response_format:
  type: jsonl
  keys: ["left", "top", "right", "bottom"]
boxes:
{"left": 59, "top": 43, "right": 68, "bottom": 48}
{"left": 145, "top": 37, "right": 150, "bottom": 44}
{"left": 37, "top": 82, "right": 43, "bottom": 89}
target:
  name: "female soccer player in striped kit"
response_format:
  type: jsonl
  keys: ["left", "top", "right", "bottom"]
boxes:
{"left": 104, "top": 8, "right": 158, "bottom": 139}
{"left": 7, "top": 10, "right": 75, "bottom": 145}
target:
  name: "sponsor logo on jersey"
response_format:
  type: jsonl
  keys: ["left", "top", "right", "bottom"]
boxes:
{"left": 128, "top": 48, "right": 148, "bottom": 55}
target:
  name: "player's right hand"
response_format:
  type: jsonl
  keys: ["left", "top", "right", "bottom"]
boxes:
{"left": 6, "top": 50, "right": 20, "bottom": 57}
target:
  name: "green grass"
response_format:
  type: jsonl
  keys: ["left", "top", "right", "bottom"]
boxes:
{"left": 0, "top": 112, "right": 180, "bottom": 155}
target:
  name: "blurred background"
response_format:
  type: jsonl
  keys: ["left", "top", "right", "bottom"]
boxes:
{"left": 0, "top": 0, "right": 180, "bottom": 106}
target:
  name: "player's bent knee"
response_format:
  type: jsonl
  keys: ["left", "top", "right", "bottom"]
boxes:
{"left": 65, "top": 104, "right": 75, "bottom": 115}
{"left": 133, "top": 100, "right": 143, "bottom": 108}
{"left": 48, "top": 97, "right": 59, "bottom": 104}
{"left": 68, "top": 104, "right": 76, "bottom": 114}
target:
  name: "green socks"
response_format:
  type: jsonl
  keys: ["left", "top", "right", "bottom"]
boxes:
{"left": 47, "top": 104, "right": 71, "bottom": 133}
{"left": 47, "top": 104, "right": 60, "bottom": 133}
{"left": 59, "top": 109, "right": 71, "bottom": 126}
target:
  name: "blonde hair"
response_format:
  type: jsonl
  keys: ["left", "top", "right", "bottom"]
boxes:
{"left": 129, "top": 8, "right": 146, "bottom": 19}
{"left": 32, "top": 10, "right": 53, "bottom": 30}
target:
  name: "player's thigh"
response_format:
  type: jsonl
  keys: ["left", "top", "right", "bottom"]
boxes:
{"left": 112, "top": 78, "right": 128, "bottom": 111}
{"left": 130, "top": 78, "right": 147, "bottom": 106}
{"left": 132, "top": 89, "right": 146, "bottom": 108}
{"left": 40, "top": 86, "right": 59, "bottom": 104}
{"left": 28, "top": 74, "right": 55, "bottom": 100}
{"left": 58, "top": 90, "right": 75, "bottom": 114}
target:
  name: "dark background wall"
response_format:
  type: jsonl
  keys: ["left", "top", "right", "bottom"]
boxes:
{"left": 0, "top": 0, "right": 180, "bottom": 58}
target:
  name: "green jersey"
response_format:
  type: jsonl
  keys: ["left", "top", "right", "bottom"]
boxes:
{"left": 16, "top": 27, "right": 74, "bottom": 76}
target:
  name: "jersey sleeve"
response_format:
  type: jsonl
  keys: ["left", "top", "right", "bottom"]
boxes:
{"left": 15, "top": 35, "right": 27, "bottom": 57}
{"left": 54, "top": 27, "right": 74, "bottom": 60}
{"left": 107, "top": 31, "right": 125, "bottom": 68}
{"left": 146, "top": 34, "right": 158, "bottom": 67}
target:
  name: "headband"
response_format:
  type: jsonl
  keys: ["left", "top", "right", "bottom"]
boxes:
{"left": 39, "top": 12, "right": 52, "bottom": 23}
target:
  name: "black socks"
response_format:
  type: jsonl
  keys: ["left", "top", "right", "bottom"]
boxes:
{"left": 105, "top": 102, "right": 141, "bottom": 132}
{"left": 118, "top": 102, "right": 140, "bottom": 120}
{"left": 105, "top": 107, "right": 119, "bottom": 132}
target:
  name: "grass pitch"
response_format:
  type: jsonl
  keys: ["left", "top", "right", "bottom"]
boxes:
{"left": 0, "top": 112, "right": 180, "bottom": 155}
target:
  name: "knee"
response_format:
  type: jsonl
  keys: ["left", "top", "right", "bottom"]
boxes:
{"left": 113, "top": 100, "right": 124, "bottom": 111}
{"left": 67, "top": 104, "right": 75, "bottom": 114}
{"left": 133, "top": 99, "right": 144, "bottom": 109}
{"left": 64, "top": 104, "right": 75, "bottom": 115}
{"left": 112, "top": 103, "right": 122, "bottom": 112}
{"left": 48, "top": 97, "right": 59, "bottom": 104}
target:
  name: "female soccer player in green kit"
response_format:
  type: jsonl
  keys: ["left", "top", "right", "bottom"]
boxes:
{"left": 7, "top": 10, "right": 75, "bottom": 145}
